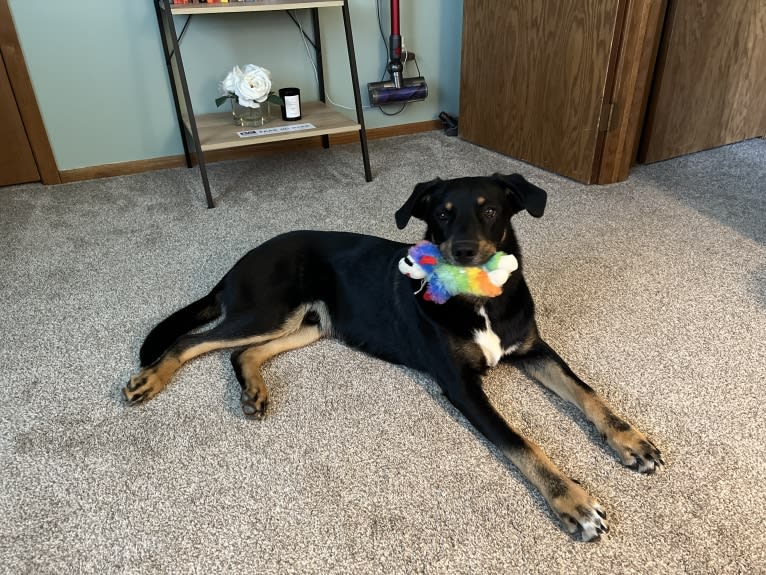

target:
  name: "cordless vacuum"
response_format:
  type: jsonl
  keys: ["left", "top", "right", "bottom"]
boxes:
{"left": 367, "top": 0, "right": 428, "bottom": 106}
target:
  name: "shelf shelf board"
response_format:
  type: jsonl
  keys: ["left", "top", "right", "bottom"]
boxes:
{"left": 191, "top": 101, "right": 360, "bottom": 151}
{"left": 168, "top": 1, "right": 343, "bottom": 15}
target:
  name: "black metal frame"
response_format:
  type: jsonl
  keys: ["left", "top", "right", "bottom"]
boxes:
{"left": 154, "top": 0, "right": 372, "bottom": 208}
{"left": 341, "top": 1, "right": 372, "bottom": 181}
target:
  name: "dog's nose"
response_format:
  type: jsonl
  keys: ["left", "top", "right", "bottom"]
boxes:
{"left": 452, "top": 241, "right": 478, "bottom": 264}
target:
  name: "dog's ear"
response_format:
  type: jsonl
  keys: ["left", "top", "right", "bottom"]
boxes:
{"left": 492, "top": 173, "right": 547, "bottom": 218}
{"left": 395, "top": 178, "right": 442, "bottom": 229}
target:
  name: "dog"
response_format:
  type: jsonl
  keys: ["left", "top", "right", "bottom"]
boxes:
{"left": 124, "top": 173, "right": 663, "bottom": 541}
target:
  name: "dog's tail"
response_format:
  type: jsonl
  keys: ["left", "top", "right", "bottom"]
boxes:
{"left": 139, "top": 285, "right": 223, "bottom": 367}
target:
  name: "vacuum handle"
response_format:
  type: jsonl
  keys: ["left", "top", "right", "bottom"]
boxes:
{"left": 390, "top": 0, "right": 400, "bottom": 36}
{"left": 388, "top": 0, "right": 402, "bottom": 87}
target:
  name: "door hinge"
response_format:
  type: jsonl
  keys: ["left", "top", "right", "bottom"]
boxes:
{"left": 599, "top": 102, "right": 617, "bottom": 132}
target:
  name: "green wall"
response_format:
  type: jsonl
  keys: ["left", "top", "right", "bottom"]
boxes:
{"left": 8, "top": 0, "right": 463, "bottom": 171}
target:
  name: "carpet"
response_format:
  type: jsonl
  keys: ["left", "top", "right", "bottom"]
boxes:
{"left": 1, "top": 133, "right": 764, "bottom": 573}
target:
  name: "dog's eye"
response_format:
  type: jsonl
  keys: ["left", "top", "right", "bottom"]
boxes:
{"left": 437, "top": 210, "right": 450, "bottom": 221}
{"left": 483, "top": 207, "right": 497, "bottom": 219}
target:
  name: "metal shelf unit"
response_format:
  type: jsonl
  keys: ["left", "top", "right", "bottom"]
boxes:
{"left": 155, "top": 0, "right": 372, "bottom": 207}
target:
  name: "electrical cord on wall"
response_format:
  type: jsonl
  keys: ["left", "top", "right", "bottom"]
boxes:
{"left": 286, "top": 11, "right": 316, "bottom": 50}
{"left": 407, "top": 43, "right": 422, "bottom": 77}
{"left": 376, "top": 0, "right": 389, "bottom": 77}
{"left": 287, "top": 10, "right": 373, "bottom": 111}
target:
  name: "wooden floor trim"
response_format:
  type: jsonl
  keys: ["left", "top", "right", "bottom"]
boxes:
{"left": 59, "top": 119, "right": 441, "bottom": 184}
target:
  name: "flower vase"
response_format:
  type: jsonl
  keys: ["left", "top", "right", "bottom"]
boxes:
{"left": 231, "top": 100, "right": 273, "bottom": 127}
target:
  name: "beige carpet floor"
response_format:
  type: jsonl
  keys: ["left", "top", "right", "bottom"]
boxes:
{"left": 1, "top": 132, "right": 764, "bottom": 573}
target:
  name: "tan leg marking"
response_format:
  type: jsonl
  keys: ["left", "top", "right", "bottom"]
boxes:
{"left": 237, "top": 324, "right": 322, "bottom": 418}
{"left": 586, "top": 400, "right": 664, "bottom": 473}
{"left": 525, "top": 358, "right": 664, "bottom": 473}
{"left": 511, "top": 440, "right": 607, "bottom": 541}
{"left": 124, "top": 305, "right": 312, "bottom": 405}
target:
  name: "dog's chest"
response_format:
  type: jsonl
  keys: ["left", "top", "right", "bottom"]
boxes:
{"left": 473, "top": 306, "right": 518, "bottom": 367}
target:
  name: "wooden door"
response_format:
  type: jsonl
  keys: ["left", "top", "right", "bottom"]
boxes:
{"left": 639, "top": 0, "right": 766, "bottom": 163}
{"left": 0, "top": 0, "right": 59, "bottom": 186}
{"left": 0, "top": 52, "right": 38, "bottom": 186}
{"left": 459, "top": 0, "right": 665, "bottom": 184}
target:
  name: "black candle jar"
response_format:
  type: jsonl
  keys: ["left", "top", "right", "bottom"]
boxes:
{"left": 279, "top": 87, "right": 302, "bottom": 121}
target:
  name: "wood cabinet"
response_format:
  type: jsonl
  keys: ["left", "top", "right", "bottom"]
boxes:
{"left": 460, "top": 0, "right": 766, "bottom": 181}
{"left": 639, "top": 0, "right": 766, "bottom": 163}
{"left": 459, "top": 0, "right": 665, "bottom": 184}
{"left": 0, "top": 0, "right": 59, "bottom": 187}
{"left": 0, "top": 51, "right": 38, "bottom": 186}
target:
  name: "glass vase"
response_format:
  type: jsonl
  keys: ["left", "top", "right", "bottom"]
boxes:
{"left": 231, "top": 100, "right": 273, "bottom": 127}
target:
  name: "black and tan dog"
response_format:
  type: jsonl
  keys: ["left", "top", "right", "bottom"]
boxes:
{"left": 124, "top": 173, "right": 663, "bottom": 541}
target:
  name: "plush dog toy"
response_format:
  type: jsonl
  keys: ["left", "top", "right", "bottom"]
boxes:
{"left": 398, "top": 241, "right": 519, "bottom": 304}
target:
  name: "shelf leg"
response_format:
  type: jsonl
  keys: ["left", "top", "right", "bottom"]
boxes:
{"left": 341, "top": 0, "right": 372, "bottom": 182}
{"left": 157, "top": 1, "right": 215, "bottom": 208}
{"left": 311, "top": 9, "right": 330, "bottom": 149}
{"left": 156, "top": 0, "right": 192, "bottom": 168}
{"left": 197, "top": 160, "right": 214, "bottom": 209}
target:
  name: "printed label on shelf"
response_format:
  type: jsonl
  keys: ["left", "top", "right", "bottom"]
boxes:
{"left": 237, "top": 123, "right": 316, "bottom": 138}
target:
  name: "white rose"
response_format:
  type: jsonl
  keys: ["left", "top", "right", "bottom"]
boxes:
{"left": 235, "top": 65, "right": 272, "bottom": 108}
{"left": 221, "top": 65, "right": 242, "bottom": 94}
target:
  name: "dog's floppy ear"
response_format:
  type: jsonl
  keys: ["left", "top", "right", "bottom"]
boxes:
{"left": 395, "top": 178, "right": 442, "bottom": 229}
{"left": 492, "top": 173, "right": 547, "bottom": 218}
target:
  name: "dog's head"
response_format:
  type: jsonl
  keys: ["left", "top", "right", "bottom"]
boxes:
{"left": 395, "top": 173, "right": 547, "bottom": 266}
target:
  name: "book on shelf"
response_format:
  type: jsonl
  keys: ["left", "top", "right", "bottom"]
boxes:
{"left": 170, "top": 0, "right": 268, "bottom": 5}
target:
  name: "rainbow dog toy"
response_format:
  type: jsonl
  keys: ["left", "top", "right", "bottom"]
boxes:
{"left": 398, "top": 241, "right": 518, "bottom": 304}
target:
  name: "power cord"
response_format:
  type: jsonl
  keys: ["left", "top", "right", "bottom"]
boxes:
{"left": 288, "top": 3, "right": 423, "bottom": 116}
{"left": 286, "top": 11, "right": 316, "bottom": 50}
{"left": 287, "top": 10, "right": 373, "bottom": 111}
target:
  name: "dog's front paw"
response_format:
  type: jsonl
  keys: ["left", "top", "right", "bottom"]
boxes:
{"left": 604, "top": 418, "right": 664, "bottom": 474}
{"left": 550, "top": 480, "right": 608, "bottom": 542}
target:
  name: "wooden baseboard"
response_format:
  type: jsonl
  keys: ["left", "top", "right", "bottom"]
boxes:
{"left": 59, "top": 120, "right": 441, "bottom": 184}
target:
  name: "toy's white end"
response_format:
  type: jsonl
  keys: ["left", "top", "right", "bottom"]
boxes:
{"left": 498, "top": 254, "right": 519, "bottom": 273}
{"left": 488, "top": 269, "right": 510, "bottom": 286}
{"left": 398, "top": 257, "right": 427, "bottom": 279}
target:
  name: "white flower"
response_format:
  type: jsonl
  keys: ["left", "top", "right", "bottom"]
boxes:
{"left": 221, "top": 65, "right": 242, "bottom": 94}
{"left": 218, "top": 64, "right": 275, "bottom": 109}
{"left": 235, "top": 65, "right": 272, "bottom": 108}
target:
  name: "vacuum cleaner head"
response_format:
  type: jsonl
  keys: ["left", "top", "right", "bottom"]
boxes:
{"left": 369, "top": 0, "right": 428, "bottom": 107}
{"left": 368, "top": 76, "right": 428, "bottom": 106}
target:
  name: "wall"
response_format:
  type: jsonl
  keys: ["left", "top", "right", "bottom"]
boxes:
{"left": 8, "top": 0, "right": 463, "bottom": 171}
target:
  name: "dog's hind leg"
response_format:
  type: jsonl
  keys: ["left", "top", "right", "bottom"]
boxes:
{"left": 124, "top": 304, "right": 312, "bottom": 405}
{"left": 515, "top": 338, "right": 664, "bottom": 474}
{"left": 231, "top": 323, "right": 323, "bottom": 418}
{"left": 139, "top": 288, "right": 223, "bottom": 367}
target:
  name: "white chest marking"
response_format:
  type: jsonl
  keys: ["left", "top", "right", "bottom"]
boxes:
{"left": 473, "top": 307, "right": 518, "bottom": 367}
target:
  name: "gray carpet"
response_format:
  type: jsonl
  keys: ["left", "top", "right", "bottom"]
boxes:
{"left": 1, "top": 133, "right": 764, "bottom": 574}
